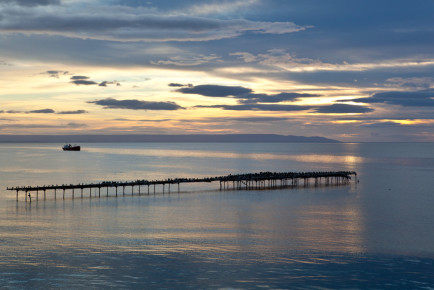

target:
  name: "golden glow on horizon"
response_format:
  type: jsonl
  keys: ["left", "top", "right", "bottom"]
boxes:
{"left": 1, "top": 57, "right": 433, "bottom": 141}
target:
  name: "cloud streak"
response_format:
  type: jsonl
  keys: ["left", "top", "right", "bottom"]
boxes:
{"left": 195, "top": 104, "right": 312, "bottom": 111}
{"left": 177, "top": 84, "right": 319, "bottom": 103}
{"left": 352, "top": 89, "right": 434, "bottom": 107}
{"left": 2, "top": 0, "right": 60, "bottom": 7}
{"left": 0, "top": 5, "right": 309, "bottom": 42}
{"left": 88, "top": 98, "right": 184, "bottom": 111}
{"left": 232, "top": 49, "right": 434, "bottom": 72}
{"left": 57, "top": 110, "right": 88, "bottom": 115}
{"left": 28, "top": 109, "right": 55, "bottom": 114}
{"left": 314, "top": 104, "right": 374, "bottom": 114}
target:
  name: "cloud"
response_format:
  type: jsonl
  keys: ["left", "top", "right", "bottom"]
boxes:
{"left": 151, "top": 54, "right": 221, "bottom": 66}
{"left": 227, "top": 117, "right": 290, "bottom": 122}
{"left": 185, "top": 0, "right": 260, "bottom": 16}
{"left": 178, "top": 85, "right": 253, "bottom": 97}
{"left": 352, "top": 89, "right": 434, "bottom": 107}
{"left": 66, "top": 122, "right": 87, "bottom": 128}
{"left": 88, "top": 98, "right": 184, "bottom": 110}
{"left": 1, "top": 0, "right": 60, "bottom": 6}
{"left": 168, "top": 83, "right": 192, "bottom": 87}
{"left": 239, "top": 92, "right": 320, "bottom": 104}
{"left": 99, "top": 81, "right": 121, "bottom": 87}
{"left": 69, "top": 76, "right": 120, "bottom": 86}
{"left": 70, "top": 76, "right": 89, "bottom": 80}
{"left": 28, "top": 108, "right": 55, "bottom": 114}
{"left": 44, "top": 70, "right": 69, "bottom": 78}
{"left": 195, "top": 104, "right": 311, "bottom": 111}
{"left": 177, "top": 84, "right": 320, "bottom": 105}
{"left": 231, "top": 49, "right": 434, "bottom": 72}
{"left": 0, "top": 59, "right": 11, "bottom": 66}
{"left": 385, "top": 77, "right": 434, "bottom": 90}
{"left": 0, "top": 6, "right": 308, "bottom": 42}
{"left": 0, "top": 122, "right": 86, "bottom": 130}
{"left": 70, "top": 76, "right": 97, "bottom": 85}
{"left": 71, "top": 80, "right": 98, "bottom": 86}
{"left": 57, "top": 110, "right": 88, "bottom": 114}
{"left": 313, "top": 104, "right": 374, "bottom": 114}
{"left": 8, "top": 109, "right": 87, "bottom": 114}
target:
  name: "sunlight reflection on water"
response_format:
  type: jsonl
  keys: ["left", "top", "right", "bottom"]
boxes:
{"left": 85, "top": 147, "right": 366, "bottom": 168}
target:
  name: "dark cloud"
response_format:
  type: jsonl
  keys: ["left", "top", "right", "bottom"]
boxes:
{"left": 195, "top": 104, "right": 311, "bottom": 112}
{"left": 69, "top": 76, "right": 120, "bottom": 86}
{"left": 2, "top": 0, "right": 60, "bottom": 6}
{"left": 66, "top": 122, "right": 87, "bottom": 128}
{"left": 239, "top": 92, "right": 320, "bottom": 104}
{"left": 99, "top": 81, "right": 121, "bottom": 87}
{"left": 44, "top": 70, "right": 69, "bottom": 78}
{"left": 28, "top": 109, "right": 55, "bottom": 114}
{"left": 178, "top": 84, "right": 320, "bottom": 106}
{"left": 227, "top": 117, "right": 290, "bottom": 122}
{"left": 6, "top": 110, "right": 22, "bottom": 113}
{"left": 88, "top": 98, "right": 184, "bottom": 110}
{"left": 113, "top": 118, "right": 173, "bottom": 122}
{"left": 57, "top": 110, "right": 88, "bottom": 114}
{"left": 314, "top": 104, "right": 374, "bottom": 114}
{"left": 0, "top": 122, "right": 86, "bottom": 130}
{"left": 70, "top": 76, "right": 89, "bottom": 80}
{"left": 168, "top": 83, "right": 193, "bottom": 87}
{"left": 71, "top": 80, "right": 98, "bottom": 85}
{"left": 70, "top": 76, "right": 97, "bottom": 85}
{"left": 178, "top": 85, "right": 253, "bottom": 97}
{"left": 139, "top": 119, "right": 172, "bottom": 122}
{"left": 352, "top": 89, "right": 434, "bottom": 107}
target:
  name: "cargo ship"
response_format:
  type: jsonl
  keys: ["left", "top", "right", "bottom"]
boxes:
{"left": 62, "top": 144, "right": 81, "bottom": 151}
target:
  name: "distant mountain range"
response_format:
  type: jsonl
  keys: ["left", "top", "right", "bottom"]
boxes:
{"left": 0, "top": 134, "right": 339, "bottom": 143}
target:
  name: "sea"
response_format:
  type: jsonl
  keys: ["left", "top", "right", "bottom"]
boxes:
{"left": 0, "top": 142, "right": 433, "bottom": 289}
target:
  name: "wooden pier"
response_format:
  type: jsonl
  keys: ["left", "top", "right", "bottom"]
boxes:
{"left": 7, "top": 171, "right": 357, "bottom": 202}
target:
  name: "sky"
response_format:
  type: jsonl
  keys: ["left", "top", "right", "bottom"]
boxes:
{"left": 0, "top": 0, "right": 433, "bottom": 142}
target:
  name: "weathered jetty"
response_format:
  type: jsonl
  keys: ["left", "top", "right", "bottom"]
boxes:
{"left": 7, "top": 171, "right": 357, "bottom": 202}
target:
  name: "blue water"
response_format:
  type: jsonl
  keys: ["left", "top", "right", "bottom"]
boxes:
{"left": 0, "top": 142, "right": 433, "bottom": 289}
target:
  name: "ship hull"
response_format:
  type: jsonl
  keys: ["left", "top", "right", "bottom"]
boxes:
{"left": 62, "top": 146, "right": 81, "bottom": 151}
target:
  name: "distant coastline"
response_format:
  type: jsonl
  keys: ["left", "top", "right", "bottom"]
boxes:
{"left": 0, "top": 134, "right": 339, "bottom": 143}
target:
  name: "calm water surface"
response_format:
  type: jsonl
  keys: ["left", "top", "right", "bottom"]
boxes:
{"left": 0, "top": 142, "right": 433, "bottom": 289}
